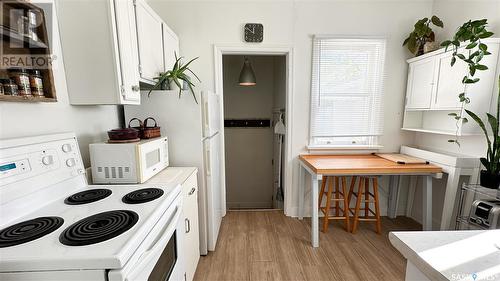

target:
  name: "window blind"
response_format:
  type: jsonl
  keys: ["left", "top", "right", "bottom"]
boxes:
{"left": 310, "top": 37, "right": 386, "bottom": 147}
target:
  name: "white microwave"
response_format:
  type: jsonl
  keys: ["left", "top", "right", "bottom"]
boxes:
{"left": 90, "top": 137, "right": 169, "bottom": 184}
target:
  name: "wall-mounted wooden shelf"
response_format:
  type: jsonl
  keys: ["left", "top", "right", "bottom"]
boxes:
{"left": 0, "top": 25, "right": 48, "bottom": 49}
{"left": 0, "top": 0, "right": 57, "bottom": 103}
{"left": 0, "top": 95, "right": 56, "bottom": 103}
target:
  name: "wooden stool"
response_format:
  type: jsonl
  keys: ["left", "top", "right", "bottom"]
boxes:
{"left": 318, "top": 176, "right": 350, "bottom": 232}
{"left": 348, "top": 176, "right": 382, "bottom": 234}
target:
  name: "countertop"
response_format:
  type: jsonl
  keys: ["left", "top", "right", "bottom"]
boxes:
{"left": 144, "top": 167, "right": 197, "bottom": 185}
{"left": 389, "top": 230, "right": 500, "bottom": 281}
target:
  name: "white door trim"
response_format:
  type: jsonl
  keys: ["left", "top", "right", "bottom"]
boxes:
{"left": 213, "top": 45, "right": 295, "bottom": 216}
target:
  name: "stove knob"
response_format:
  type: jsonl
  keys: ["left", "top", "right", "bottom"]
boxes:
{"left": 62, "top": 144, "right": 72, "bottom": 153}
{"left": 42, "top": 155, "right": 54, "bottom": 165}
{"left": 66, "top": 158, "right": 76, "bottom": 167}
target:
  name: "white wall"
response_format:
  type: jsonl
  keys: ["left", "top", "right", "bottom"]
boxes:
{"left": 0, "top": 2, "right": 120, "bottom": 166}
{"left": 409, "top": 0, "right": 500, "bottom": 227}
{"left": 149, "top": 0, "right": 431, "bottom": 216}
{"left": 223, "top": 55, "right": 276, "bottom": 208}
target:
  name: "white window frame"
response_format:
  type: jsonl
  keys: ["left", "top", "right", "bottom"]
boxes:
{"left": 308, "top": 36, "right": 387, "bottom": 150}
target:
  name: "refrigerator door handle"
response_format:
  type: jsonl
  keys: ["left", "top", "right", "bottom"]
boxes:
{"left": 203, "top": 97, "right": 209, "bottom": 136}
{"left": 204, "top": 142, "right": 211, "bottom": 176}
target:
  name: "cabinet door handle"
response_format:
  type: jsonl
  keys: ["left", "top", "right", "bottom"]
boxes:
{"left": 131, "top": 85, "right": 140, "bottom": 92}
{"left": 188, "top": 187, "right": 196, "bottom": 195}
{"left": 185, "top": 218, "right": 191, "bottom": 233}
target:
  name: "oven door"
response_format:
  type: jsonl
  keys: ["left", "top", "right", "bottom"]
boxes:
{"left": 137, "top": 138, "right": 169, "bottom": 183}
{"left": 108, "top": 194, "right": 184, "bottom": 281}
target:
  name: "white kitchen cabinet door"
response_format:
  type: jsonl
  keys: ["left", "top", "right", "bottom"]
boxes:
{"left": 114, "top": 0, "right": 141, "bottom": 102}
{"left": 182, "top": 172, "right": 200, "bottom": 281}
{"left": 163, "top": 23, "right": 179, "bottom": 72}
{"left": 135, "top": 0, "right": 164, "bottom": 83}
{"left": 58, "top": 0, "right": 140, "bottom": 105}
{"left": 406, "top": 58, "right": 436, "bottom": 109}
{"left": 434, "top": 53, "right": 468, "bottom": 109}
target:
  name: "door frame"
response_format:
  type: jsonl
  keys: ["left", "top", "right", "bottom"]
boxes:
{"left": 214, "top": 45, "right": 294, "bottom": 215}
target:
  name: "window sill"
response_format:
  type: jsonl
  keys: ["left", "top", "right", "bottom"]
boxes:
{"left": 307, "top": 145, "right": 384, "bottom": 151}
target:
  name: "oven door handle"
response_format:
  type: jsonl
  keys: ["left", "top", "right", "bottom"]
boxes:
{"left": 146, "top": 204, "right": 182, "bottom": 254}
{"left": 125, "top": 205, "right": 182, "bottom": 280}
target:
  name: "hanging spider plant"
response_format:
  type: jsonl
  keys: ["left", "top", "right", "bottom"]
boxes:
{"left": 148, "top": 52, "right": 201, "bottom": 104}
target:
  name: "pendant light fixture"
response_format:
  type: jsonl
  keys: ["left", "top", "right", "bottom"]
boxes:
{"left": 238, "top": 57, "right": 256, "bottom": 86}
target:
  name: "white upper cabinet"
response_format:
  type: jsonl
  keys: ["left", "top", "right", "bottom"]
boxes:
{"left": 114, "top": 0, "right": 141, "bottom": 102}
{"left": 58, "top": 0, "right": 179, "bottom": 105}
{"left": 163, "top": 23, "right": 180, "bottom": 73}
{"left": 402, "top": 39, "right": 500, "bottom": 135}
{"left": 406, "top": 58, "right": 436, "bottom": 109}
{"left": 434, "top": 52, "right": 468, "bottom": 109}
{"left": 135, "top": 0, "right": 165, "bottom": 83}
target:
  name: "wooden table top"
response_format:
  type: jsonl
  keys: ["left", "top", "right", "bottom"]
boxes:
{"left": 299, "top": 154, "right": 442, "bottom": 175}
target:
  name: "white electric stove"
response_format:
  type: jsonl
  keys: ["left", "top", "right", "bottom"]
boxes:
{"left": 0, "top": 133, "right": 185, "bottom": 281}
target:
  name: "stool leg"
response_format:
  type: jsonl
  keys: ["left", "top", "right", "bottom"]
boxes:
{"left": 364, "top": 179, "right": 370, "bottom": 218}
{"left": 342, "top": 177, "right": 350, "bottom": 232}
{"left": 372, "top": 177, "right": 382, "bottom": 234}
{"left": 319, "top": 176, "right": 327, "bottom": 210}
{"left": 347, "top": 176, "right": 357, "bottom": 206}
{"left": 352, "top": 177, "right": 365, "bottom": 234}
{"left": 335, "top": 177, "right": 340, "bottom": 217}
{"left": 322, "top": 177, "right": 334, "bottom": 233}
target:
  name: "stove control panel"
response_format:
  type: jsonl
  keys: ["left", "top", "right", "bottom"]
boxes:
{"left": 0, "top": 133, "right": 86, "bottom": 213}
{"left": 0, "top": 136, "right": 84, "bottom": 189}
{"left": 0, "top": 159, "right": 30, "bottom": 178}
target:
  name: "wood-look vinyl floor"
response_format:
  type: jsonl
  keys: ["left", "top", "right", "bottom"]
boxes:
{"left": 193, "top": 210, "right": 420, "bottom": 281}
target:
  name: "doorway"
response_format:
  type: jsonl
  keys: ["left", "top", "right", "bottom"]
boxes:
{"left": 214, "top": 46, "right": 293, "bottom": 215}
{"left": 221, "top": 55, "right": 286, "bottom": 210}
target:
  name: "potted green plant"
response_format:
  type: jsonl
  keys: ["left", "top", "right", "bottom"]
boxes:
{"left": 466, "top": 76, "right": 500, "bottom": 189}
{"left": 440, "top": 19, "right": 497, "bottom": 188}
{"left": 148, "top": 52, "right": 201, "bottom": 104}
{"left": 440, "top": 19, "right": 493, "bottom": 144}
{"left": 403, "top": 16, "right": 444, "bottom": 56}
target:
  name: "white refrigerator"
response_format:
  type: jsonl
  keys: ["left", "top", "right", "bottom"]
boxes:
{"left": 124, "top": 90, "right": 224, "bottom": 255}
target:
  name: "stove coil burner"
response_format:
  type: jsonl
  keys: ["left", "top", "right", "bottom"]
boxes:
{"left": 64, "top": 189, "right": 112, "bottom": 205}
{"left": 59, "top": 210, "right": 138, "bottom": 246}
{"left": 122, "top": 188, "right": 164, "bottom": 204}
{"left": 0, "top": 217, "right": 64, "bottom": 248}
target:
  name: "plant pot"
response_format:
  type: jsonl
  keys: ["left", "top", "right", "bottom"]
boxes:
{"left": 169, "top": 80, "right": 181, "bottom": 92}
{"left": 480, "top": 170, "right": 500, "bottom": 189}
{"left": 424, "top": 41, "right": 440, "bottom": 53}
{"left": 169, "top": 79, "right": 188, "bottom": 91}
{"left": 159, "top": 79, "right": 169, "bottom": 90}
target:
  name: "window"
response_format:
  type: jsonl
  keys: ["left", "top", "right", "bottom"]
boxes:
{"left": 309, "top": 37, "right": 386, "bottom": 148}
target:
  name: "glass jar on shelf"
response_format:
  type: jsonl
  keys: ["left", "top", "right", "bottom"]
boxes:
{"left": 29, "top": 70, "right": 44, "bottom": 97}
{"left": 1, "top": 79, "right": 19, "bottom": 96}
{"left": 9, "top": 68, "right": 31, "bottom": 96}
{"left": 456, "top": 183, "right": 500, "bottom": 230}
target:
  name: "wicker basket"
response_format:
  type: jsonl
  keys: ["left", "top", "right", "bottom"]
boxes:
{"left": 128, "top": 118, "right": 144, "bottom": 139}
{"left": 142, "top": 117, "right": 161, "bottom": 139}
{"left": 128, "top": 117, "right": 161, "bottom": 139}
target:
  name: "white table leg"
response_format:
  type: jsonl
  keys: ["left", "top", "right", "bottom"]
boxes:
{"left": 298, "top": 164, "right": 304, "bottom": 220}
{"left": 422, "top": 175, "right": 433, "bottom": 230}
{"left": 406, "top": 176, "right": 417, "bottom": 217}
{"left": 311, "top": 175, "right": 319, "bottom": 247}
{"left": 440, "top": 168, "right": 461, "bottom": 230}
{"left": 388, "top": 175, "right": 400, "bottom": 219}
